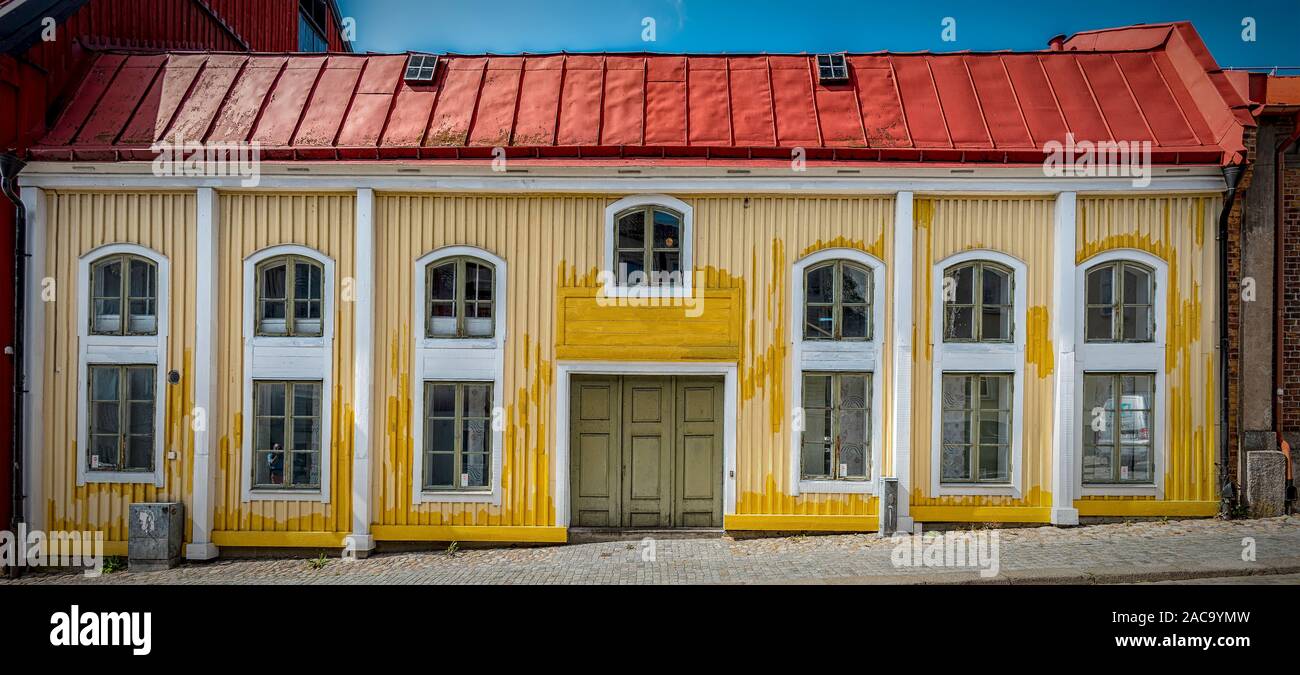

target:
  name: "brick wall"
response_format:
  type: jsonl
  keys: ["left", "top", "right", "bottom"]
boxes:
{"left": 1226, "top": 126, "right": 1256, "bottom": 492}
{"left": 1281, "top": 119, "right": 1300, "bottom": 434}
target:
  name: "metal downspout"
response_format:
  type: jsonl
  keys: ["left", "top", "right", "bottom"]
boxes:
{"left": 1220, "top": 162, "right": 1245, "bottom": 518}
{"left": 0, "top": 153, "right": 26, "bottom": 579}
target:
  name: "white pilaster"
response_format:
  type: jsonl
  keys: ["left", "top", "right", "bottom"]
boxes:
{"left": 186, "top": 187, "right": 220, "bottom": 560}
{"left": 888, "top": 191, "right": 915, "bottom": 533}
{"left": 22, "top": 186, "right": 45, "bottom": 532}
{"left": 349, "top": 188, "right": 376, "bottom": 554}
{"left": 1050, "top": 192, "right": 1080, "bottom": 525}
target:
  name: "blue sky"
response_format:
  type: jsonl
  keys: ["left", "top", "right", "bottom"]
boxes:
{"left": 335, "top": 0, "right": 1299, "bottom": 69}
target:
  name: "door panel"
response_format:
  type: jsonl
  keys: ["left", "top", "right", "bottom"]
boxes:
{"left": 570, "top": 375, "right": 723, "bottom": 529}
{"left": 621, "top": 377, "right": 673, "bottom": 527}
{"left": 570, "top": 378, "right": 620, "bottom": 527}
{"left": 675, "top": 378, "right": 724, "bottom": 527}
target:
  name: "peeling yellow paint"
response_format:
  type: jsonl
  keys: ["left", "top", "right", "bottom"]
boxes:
{"left": 1025, "top": 305, "right": 1055, "bottom": 377}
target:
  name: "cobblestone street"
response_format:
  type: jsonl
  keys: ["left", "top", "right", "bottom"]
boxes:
{"left": 5, "top": 517, "right": 1299, "bottom": 585}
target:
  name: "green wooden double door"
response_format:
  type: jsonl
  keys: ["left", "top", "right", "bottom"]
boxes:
{"left": 570, "top": 376, "right": 724, "bottom": 528}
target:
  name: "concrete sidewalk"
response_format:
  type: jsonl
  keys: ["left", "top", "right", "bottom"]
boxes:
{"left": 4, "top": 516, "right": 1298, "bottom": 585}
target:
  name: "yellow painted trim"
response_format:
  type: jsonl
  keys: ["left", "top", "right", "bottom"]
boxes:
{"left": 910, "top": 506, "right": 1053, "bottom": 523}
{"left": 1074, "top": 500, "right": 1219, "bottom": 517}
{"left": 211, "top": 531, "right": 350, "bottom": 548}
{"left": 103, "top": 541, "right": 127, "bottom": 556}
{"left": 724, "top": 514, "right": 879, "bottom": 532}
{"left": 371, "top": 525, "right": 569, "bottom": 543}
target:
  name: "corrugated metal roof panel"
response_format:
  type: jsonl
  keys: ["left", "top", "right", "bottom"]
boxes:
{"left": 30, "top": 22, "right": 1254, "bottom": 164}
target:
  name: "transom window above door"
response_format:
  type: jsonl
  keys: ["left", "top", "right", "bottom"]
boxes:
{"left": 426, "top": 256, "right": 495, "bottom": 339}
{"left": 943, "top": 260, "right": 1013, "bottom": 342}
{"left": 90, "top": 253, "right": 157, "bottom": 335}
{"left": 614, "top": 205, "right": 684, "bottom": 287}
{"left": 1085, "top": 261, "right": 1155, "bottom": 342}
{"left": 256, "top": 255, "right": 324, "bottom": 337}
{"left": 803, "top": 260, "right": 872, "bottom": 341}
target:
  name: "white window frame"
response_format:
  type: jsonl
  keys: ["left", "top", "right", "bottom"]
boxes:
{"left": 411, "top": 245, "right": 506, "bottom": 505}
{"left": 601, "top": 194, "right": 694, "bottom": 299}
{"left": 789, "top": 248, "right": 886, "bottom": 495}
{"left": 1074, "top": 249, "right": 1167, "bottom": 498}
{"left": 76, "top": 243, "right": 169, "bottom": 487}
{"left": 241, "top": 244, "right": 335, "bottom": 503}
{"left": 930, "top": 249, "right": 1026, "bottom": 497}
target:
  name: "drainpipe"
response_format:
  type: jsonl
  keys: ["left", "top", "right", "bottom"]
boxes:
{"left": 1275, "top": 118, "right": 1300, "bottom": 509}
{"left": 1219, "top": 162, "right": 1245, "bottom": 518}
{"left": 0, "top": 153, "right": 26, "bottom": 579}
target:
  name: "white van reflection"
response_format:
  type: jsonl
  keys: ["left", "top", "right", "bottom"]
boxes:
{"left": 1090, "top": 395, "right": 1150, "bottom": 481}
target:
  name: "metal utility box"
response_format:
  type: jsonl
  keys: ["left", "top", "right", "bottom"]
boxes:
{"left": 128, "top": 502, "right": 184, "bottom": 571}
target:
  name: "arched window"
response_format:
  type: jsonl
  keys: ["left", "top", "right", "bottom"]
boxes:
{"left": 255, "top": 255, "right": 324, "bottom": 337}
{"left": 803, "top": 260, "right": 872, "bottom": 341}
{"left": 89, "top": 253, "right": 157, "bottom": 335}
{"left": 1084, "top": 261, "right": 1154, "bottom": 342}
{"left": 613, "top": 204, "right": 684, "bottom": 287}
{"left": 425, "top": 255, "right": 495, "bottom": 338}
{"left": 943, "top": 260, "right": 1013, "bottom": 342}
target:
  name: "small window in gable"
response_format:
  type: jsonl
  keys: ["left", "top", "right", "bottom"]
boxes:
{"left": 90, "top": 254, "right": 157, "bottom": 335}
{"left": 614, "top": 205, "right": 684, "bottom": 288}
{"left": 426, "top": 256, "right": 495, "bottom": 339}
{"left": 943, "top": 261, "right": 1013, "bottom": 343}
{"left": 1085, "top": 261, "right": 1154, "bottom": 343}
{"left": 803, "top": 260, "right": 871, "bottom": 340}
{"left": 256, "top": 255, "right": 324, "bottom": 337}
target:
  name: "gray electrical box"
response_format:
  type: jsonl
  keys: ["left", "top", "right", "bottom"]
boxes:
{"left": 128, "top": 502, "right": 184, "bottom": 571}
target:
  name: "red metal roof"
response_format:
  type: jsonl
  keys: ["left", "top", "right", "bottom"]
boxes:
{"left": 29, "top": 21, "right": 1252, "bottom": 165}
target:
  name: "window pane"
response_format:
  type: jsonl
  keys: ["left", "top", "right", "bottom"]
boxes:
{"left": 803, "top": 374, "right": 831, "bottom": 409}
{"left": 978, "top": 444, "right": 1009, "bottom": 481}
{"left": 979, "top": 375, "right": 1010, "bottom": 410}
{"left": 982, "top": 267, "right": 1010, "bottom": 305}
{"left": 93, "top": 402, "right": 120, "bottom": 434}
{"left": 90, "top": 435, "right": 118, "bottom": 471}
{"left": 842, "top": 265, "right": 868, "bottom": 304}
{"left": 804, "top": 305, "right": 833, "bottom": 339}
{"left": 127, "top": 300, "right": 156, "bottom": 333}
{"left": 463, "top": 383, "right": 491, "bottom": 417}
{"left": 617, "top": 212, "right": 645, "bottom": 249}
{"left": 255, "top": 450, "right": 285, "bottom": 486}
{"left": 91, "top": 366, "right": 119, "bottom": 401}
{"left": 428, "top": 419, "right": 455, "bottom": 453}
{"left": 801, "top": 442, "right": 830, "bottom": 478}
{"left": 1082, "top": 444, "right": 1114, "bottom": 483}
{"left": 1123, "top": 265, "right": 1151, "bottom": 304}
{"left": 616, "top": 251, "right": 644, "bottom": 284}
{"left": 1082, "top": 374, "right": 1115, "bottom": 448}
{"left": 839, "top": 409, "right": 868, "bottom": 478}
{"left": 842, "top": 305, "right": 868, "bottom": 339}
{"left": 652, "top": 250, "right": 681, "bottom": 278}
{"left": 941, "top": 374, "right": 972, "bottom": 411}
{"left": 291, "top": 452, "right": 319, "bottom": 486}
{"left": 839, "top": 374, "right": 867, "bottom": 408}
{"left": 127, "top": 435, "right": 153, "bottom": 471}
{"left": 428, "top": 383, "right": 456, "bottom": 417}
{"left": 806, "top": 265, "right": 833, "bottom": 303}
{"left": 945, "top": 306, "right": 974, "bottom": 340}
{"left": 652, "top": 210, "right": 680, "bottom": 248}
{"left": 426, "top": 452, "right": 454, "bottom": 487}
{"left": 128, "top": 258, "right": 153, "bottom": 296}
{"left": 94, "top": 259, "right": 123, "bottom": 299}
{"left": 941, "top": 445, "right": 971, "bottom": 481}
{"left": 981, "top": 306, "right": 1011, "bottom": 341}
{"left": 941, "top": 410, "right": 970, "bottom": 445}
{"left": 257, "top": 382, "right": 286, "bottom": 417}
{"left": 430, "top": 262, "right": 456, "bottom": 301}
{"left": 294, "top": 261, "right": 321, "bottom": 300}
{"left": 261, "top": 263, "right": 287, "bottom": 300}
{"left": 127, "top": 366, "right": 154, "bottom": 400}
{"left": 93, "top": 299, "right": 122, "bottom": 334}
{"left": 979, "top": 412, "right": 1010, "bottom": 445}
{"left": 1122, "top": 306, "right": 1151, "bottom": 341}
{"left": 463, "top": 453, "right": 489, "bottom": 487}
{"left": 293, "top": 383, "right": 321, "bottom": 417}
{"left": 471, "top": 263, "right": 493, "bottom": 301}
{"left": 292, "top": 418, "right": 319, "bottom": 451}
{"left": 1120, "top": 445, "right": 1151, "bottom": 482}
{"left": 255, "top": 418, "right": 285, "bottom": 451}
{"left": 1086, "top": 307, "right": 1113, "bottom": 341}
{"left": 948, "top": 265, "right": 974, "bottom": 304}
{"left": 128, "top": 402, "right": 153, "bottom": 434}
{"left": 1086, "top": 267, "right": 1113, "bottom": 305}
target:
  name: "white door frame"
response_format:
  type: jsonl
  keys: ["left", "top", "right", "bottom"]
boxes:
{"left": 553, "top": 361, "right": 738, "bottom": 528}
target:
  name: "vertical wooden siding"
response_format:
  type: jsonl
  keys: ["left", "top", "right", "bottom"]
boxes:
{"left": 41, "top": 191, "right": 197, "bottom": 542}
{"left": 1077, "top": 195, "right": 1219, "bottom": 503}
{"left": 212, "top": 193, "right": 355, "bottom": 534}
{"left": 372, "top": 194, "right": 894, "bottom": 528}
{"left": 911, "top": 196, "right": 1057, "bottom": 510}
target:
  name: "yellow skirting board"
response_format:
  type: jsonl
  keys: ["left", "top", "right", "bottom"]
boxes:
{"left": 724, "top": 514, "right": 879, "bottom": 532}
{"left": 371, "top": 525, "right": 569, "bottom": 543}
